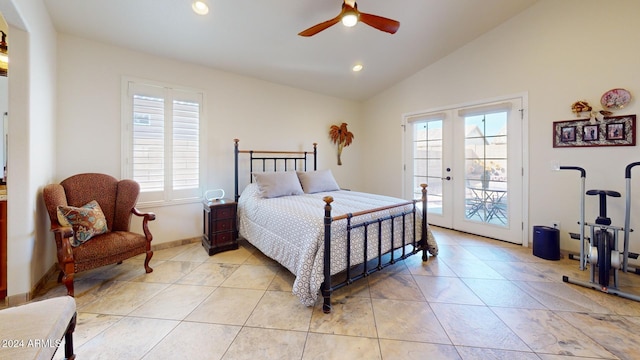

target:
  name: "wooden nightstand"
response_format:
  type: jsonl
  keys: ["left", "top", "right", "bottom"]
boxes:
{"left": 202, "top": 198, "right": 238, "bottom": 255}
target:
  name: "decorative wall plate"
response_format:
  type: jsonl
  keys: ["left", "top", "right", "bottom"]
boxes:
{"left": 601, "top": 88, "right": 632, "bottom": 110}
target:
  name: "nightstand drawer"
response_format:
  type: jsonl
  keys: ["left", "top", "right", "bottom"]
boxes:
{"left": 210, "top": 231, "right": 235, "bottom": 245}
{"left": 212, "top": 205, "right": 235, "bottom": 219}
{"left": 212, "top": 218, "right": 234, "bottom": 233}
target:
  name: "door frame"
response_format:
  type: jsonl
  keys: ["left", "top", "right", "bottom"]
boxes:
{"left": 402, "top": 93, "right": 530, "bottom": 247}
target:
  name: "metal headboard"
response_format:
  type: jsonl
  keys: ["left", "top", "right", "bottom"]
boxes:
{"left": 234, "top": 139, "right": 317, "bottom": 202}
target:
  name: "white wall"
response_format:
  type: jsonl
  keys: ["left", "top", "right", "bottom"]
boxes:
{"left": 56, "top": 34, "right": 363, "bottom": 246}
{"left": 0, "top": 0, "right": 57, "bottom": 299}
{"left": 363, "top": 0, "right": 640, "bottom": 256}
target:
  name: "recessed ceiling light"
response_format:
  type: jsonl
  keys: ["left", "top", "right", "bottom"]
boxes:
{"left": 192, "top": 1, "right": 209, "bottom": 15}
{"left": 352, "top": 64, "right": 363, "bottom": 72}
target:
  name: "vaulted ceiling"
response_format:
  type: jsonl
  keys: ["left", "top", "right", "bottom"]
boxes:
{"left": 43, "top": 0, "right": 538, "bottom": 101}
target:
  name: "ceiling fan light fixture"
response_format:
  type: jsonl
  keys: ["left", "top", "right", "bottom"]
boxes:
{"left": 341, "top": 12, "right": 358, "bottom": 27}
{"left": 192, "top": 0, "right": 209, "bottom": 15}
{"left": 298, "top": 1, "right": 398, "bottom": 37}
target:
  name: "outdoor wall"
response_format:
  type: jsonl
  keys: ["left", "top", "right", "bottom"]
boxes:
{"left": 362, "top": 0, "right": 640, "bottom": 257}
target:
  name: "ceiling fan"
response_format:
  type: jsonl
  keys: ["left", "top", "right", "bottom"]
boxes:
{"left": 298, "top": 0, "right": 400, "bottom": 37}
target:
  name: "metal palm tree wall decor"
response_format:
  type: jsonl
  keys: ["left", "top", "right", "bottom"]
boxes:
{"left": 329, "top": 122, "right": 354, "bottom": 165}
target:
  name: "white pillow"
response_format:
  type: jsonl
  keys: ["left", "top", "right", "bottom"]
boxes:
{"left": 297, "top": 169, "right": 340, "bottom": 194}
{"left": 253, "top": 171, "right": 304, "bottom": 198}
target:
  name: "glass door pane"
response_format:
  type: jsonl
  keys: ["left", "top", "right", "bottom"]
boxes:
{"left": 464, "top": 112, "right": 509, "bottom": 226}
{"left": 412, "top": 120, "right": 443, "bottom": 214}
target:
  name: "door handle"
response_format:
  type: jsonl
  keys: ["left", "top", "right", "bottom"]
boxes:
{"left": 442, "top": 176, "right": 451, "bottom": 181}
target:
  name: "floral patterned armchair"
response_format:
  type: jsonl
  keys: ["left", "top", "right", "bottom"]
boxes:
{"left": 43, "top": 173, "right": 155, "bottom": 296}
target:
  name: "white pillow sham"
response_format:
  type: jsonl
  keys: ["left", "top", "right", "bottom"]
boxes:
{"left": 253, "top": 171, "right": 304, "bottom": 198}
{"left": 297, "top": 169, "right": 340, "bottom": 194}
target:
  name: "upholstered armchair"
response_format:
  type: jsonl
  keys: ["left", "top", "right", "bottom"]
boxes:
{"left": 43, "top": 173, "right": 155, "bottom": 296}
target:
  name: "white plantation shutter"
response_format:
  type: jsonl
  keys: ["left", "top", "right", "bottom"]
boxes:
{"left": 123, "top": 80, "right": 204, "bottom": 205}
{"left": 172, "top": 96, "right": 199, "bottom": 191}
{"left": 133, "top": 94, "right": 165, "bottom": 192}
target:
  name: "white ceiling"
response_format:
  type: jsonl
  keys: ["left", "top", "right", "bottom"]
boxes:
{"left": 43, "top": 0, "right": 538, "bottom": 101}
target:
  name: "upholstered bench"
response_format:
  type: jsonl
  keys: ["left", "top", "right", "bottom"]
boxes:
{"left": 0, "top": 296, "right": 77, "bottom": 359}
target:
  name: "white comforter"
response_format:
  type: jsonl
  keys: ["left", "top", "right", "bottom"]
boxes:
{"left": 237, "top": 183, "right": 438, "bottom": 306}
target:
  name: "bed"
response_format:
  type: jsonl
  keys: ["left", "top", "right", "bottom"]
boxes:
{"left": 233, "top": 139, "right": 437, "bottom": 313}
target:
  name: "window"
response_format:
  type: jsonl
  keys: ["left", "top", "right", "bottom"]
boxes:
{"left": 122, "top": 79, "right": 204, "bottom": 205}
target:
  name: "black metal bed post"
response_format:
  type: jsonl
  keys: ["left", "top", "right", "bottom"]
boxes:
{"left": 250, "top": 151, "right": 255, "bottom": 174}
{"left": 420, "top": 183, "right": 428, "bottom": 261}
{"left": 234, "top": 139, "right": 240, "bottom": 202}
{"left": 322, "top": 195, "right": 333, "bottom": 314}
{"left": 313, "top": 143, "right": 317, "bottom": 170}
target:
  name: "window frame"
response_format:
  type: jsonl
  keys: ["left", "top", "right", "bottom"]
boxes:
{"left": 121, "top": 77, "right": 206, "bottom": 207}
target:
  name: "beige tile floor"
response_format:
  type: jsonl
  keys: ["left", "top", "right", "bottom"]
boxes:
{"left": 30, "top": 227, "right": 640, "bottom": 359}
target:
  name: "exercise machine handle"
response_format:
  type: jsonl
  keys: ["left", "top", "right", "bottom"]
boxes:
{"left": 624, "top": 161, "right": 640, "bottom": 271}
{"left": 559, "top": 166, "right": 586, "bottom": 178}
{"left": 557, "top": 165, "right": 587, "bottom": 269}
{"left": 625, "top": 162, "right": 640, "bottom": 178}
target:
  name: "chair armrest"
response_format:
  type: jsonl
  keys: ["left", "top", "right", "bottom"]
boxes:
{"left": 132, "top": 207, "right": 156, "bottom": 221}
{"left": 51, "top": 225, "right": 74, "bottom": 239}
{"left": 131, "top": 207, "right": 156, "bottom": 242}
{"left": 51, "top": 226, "right": 75, "bottom": 267}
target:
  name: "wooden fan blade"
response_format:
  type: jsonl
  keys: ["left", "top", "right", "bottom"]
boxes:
{"left": 359, "top": 12, "right": 400, "bottom": 34}
{"left": 298, "top": 16, "right": 341, "bottom": 37}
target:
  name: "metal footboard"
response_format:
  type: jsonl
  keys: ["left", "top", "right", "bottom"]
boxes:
{"left": 321, "top": 184, "right": 429, "bottom": 313}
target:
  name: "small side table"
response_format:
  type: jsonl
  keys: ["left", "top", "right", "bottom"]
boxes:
{"left": 202, "top": 198, "right": 238, "bottom": 255}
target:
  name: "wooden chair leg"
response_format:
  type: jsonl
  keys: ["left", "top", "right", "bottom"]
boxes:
{"left": 144, "top": 250, "right": 153, "bottom": 273}
{"left": 62, "top": 272, "right": 75, "bottom": 297}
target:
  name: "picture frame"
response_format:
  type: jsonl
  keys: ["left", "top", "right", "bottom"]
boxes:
{"left": 561, "top": 126, "right": 576, "bottom": 142}
{"left": 553, "top": 114, "right": 636, "bottom": 148}
{"left": 583, "top": 124, "right": 599, "bottom": 141}
{"left": 606, "top": 123, "right": 625, "bottom": 140}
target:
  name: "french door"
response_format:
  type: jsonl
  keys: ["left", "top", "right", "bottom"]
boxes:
{"left": 403, "top": 97, "right": 526, "bottom": 244}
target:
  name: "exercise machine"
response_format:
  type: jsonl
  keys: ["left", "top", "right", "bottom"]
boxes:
{"left": 559, "top": 165, "right": 640, "bottom": 301}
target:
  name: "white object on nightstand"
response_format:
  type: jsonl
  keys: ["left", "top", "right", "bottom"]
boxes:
{"left": 204, "top": 189, "right": 225, "bottom": 201}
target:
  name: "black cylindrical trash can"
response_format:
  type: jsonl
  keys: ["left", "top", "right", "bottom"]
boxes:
{"left": 532, "top": 226, "right": 560, "bottom": 260}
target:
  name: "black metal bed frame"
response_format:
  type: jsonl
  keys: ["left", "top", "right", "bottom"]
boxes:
{"left": 233, "top": 139, "right": 429, "bottom": 313}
